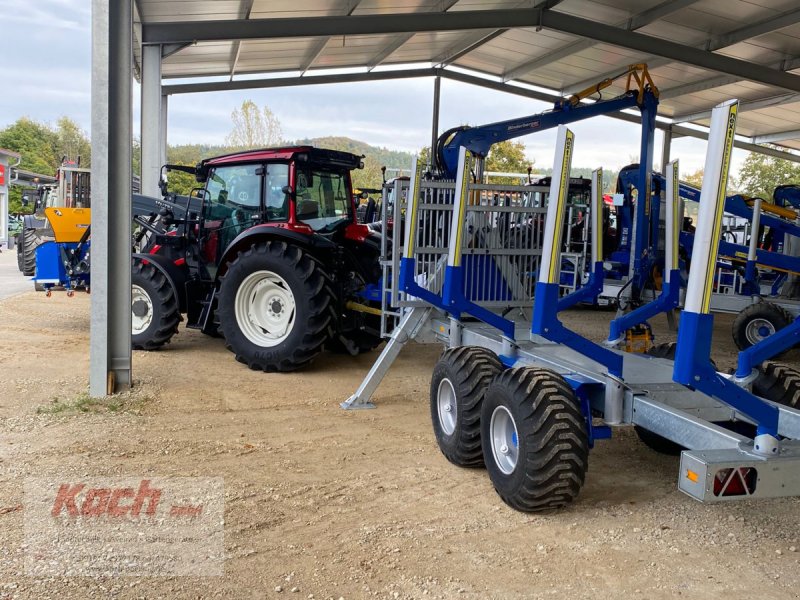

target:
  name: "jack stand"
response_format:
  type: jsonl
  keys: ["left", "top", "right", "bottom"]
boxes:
{"left": 341, "top": 307, "right": 431, "bottom": 410}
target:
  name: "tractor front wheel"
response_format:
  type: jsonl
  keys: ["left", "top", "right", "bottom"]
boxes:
{"left": 131, "top": 261, "right": 181, "bottom": 350}
{"left": 217, "top": 241, "right": 332, "bottom": 372}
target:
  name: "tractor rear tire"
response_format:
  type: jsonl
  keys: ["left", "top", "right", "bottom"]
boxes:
{"left": 19, "top": 228, "right": 43, "bottom": 276}
{"left": 131, "top": 261, "right": 181, "bottom": 350}
{"left": 732, "top": 302, "right": 794, "bottom": 353}
{"left": 217, "top": 241, "right": 332, "bottom": 372}
{"left": 481, "top": 368, "right": 589, "bottom": 512}
{"left": 430, "top": 347, "right": 504, "bottom": 468}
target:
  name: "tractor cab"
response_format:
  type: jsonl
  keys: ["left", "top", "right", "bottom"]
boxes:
{"left": 189, "top": 147, "right": 363, "bottom": 266}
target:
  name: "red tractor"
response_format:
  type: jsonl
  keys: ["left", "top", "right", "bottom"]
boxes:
{"left": 131, "top": 146, "right": 383, "bottom": 371}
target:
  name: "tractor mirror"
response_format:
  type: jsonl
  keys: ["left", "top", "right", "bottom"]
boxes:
{"left": 21, "top": 196, "right": 29, "bottom": 207}
{"left": 281, "top": 185, "right": 294, "bottom": 197}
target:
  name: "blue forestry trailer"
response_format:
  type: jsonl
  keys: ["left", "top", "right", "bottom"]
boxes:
{"left": 346, "top": 81, "right": 800, "bottom": 512}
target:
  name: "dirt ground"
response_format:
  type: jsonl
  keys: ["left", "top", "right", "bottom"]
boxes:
{"left": 1, "top": 290, "right": 800, "bottom": 599}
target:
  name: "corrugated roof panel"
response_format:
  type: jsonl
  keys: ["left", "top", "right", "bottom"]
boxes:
{"left": 138, "top": 1, "right": 243, "bottom": 22}
{"left": 137, "top": 0, "right": 800, "bottom": 152}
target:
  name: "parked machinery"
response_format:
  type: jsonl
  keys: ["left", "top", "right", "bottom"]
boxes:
{"left": 348, "top": 101, "right": 800, "bottom": 512}
{"left": 16, "top": 160, "right": 90, "bottom": 276}
{"left": 129, "top": 146, "right": 384, "bottom": 370}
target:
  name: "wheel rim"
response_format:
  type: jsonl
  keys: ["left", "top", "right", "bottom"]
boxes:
{"left": 131, "top": 284, "right": 154, "bottom": 334}
{"left": 437, "top": 378, "right": 457, "bottom": 436}
{"left": 745, "top": 318, "right": 775, "bottom": 345}
{"left": 235, "top": 270, "right": 296, "bottom": 347}
{"left": 489, "top": 405, "right": 519, "bottom": 475}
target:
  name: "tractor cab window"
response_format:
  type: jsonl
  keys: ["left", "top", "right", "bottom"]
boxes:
{"left": 202, "top": 164, "right": 263, "bottom": 266}
{"left": 265, "top": 163, "right": 290, "bottom": 222}
{"left": 295, "top": 167, "right": 352, "bottom": 232}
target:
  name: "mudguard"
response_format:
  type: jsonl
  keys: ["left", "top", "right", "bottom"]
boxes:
{"left": 215, "top": 224, "right": 337, "bottom": 280}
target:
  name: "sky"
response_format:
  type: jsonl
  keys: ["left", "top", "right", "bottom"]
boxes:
{"left": 0, "top": 0, "right": 750, "bottom": 177}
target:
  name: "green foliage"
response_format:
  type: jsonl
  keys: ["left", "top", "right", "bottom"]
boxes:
{"left": 738, "top": 149, "right": 800, "bottom": 200}
{"left": 0, "top": 116, "right": 91, "bottom": 214}
{"left": 485, "top": 140, "right": 533, "bottom": 185}
{"left": 0, "top": 117, "right": 59, "bottom": 174}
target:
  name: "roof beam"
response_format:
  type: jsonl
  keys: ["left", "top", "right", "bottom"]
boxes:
{"left": 673, "top": 92, "right": 800, "bottom": 123}
{"left": 661, "top": 57, "right": 800, "bottom": 99}
{"left": 143, "top": 8, "right": 800, "bottom": 93}
{"left": 754, "top": 129, "right": 800, "bottom": 145}
{"left": 432, "top": 0, "right": 565, "bottom": 67}
{"left": 503, "top": 0, "right": 699, "bottom": 81}
{"left": 300, "top": 0, "right": 365, "bottom": 75}
{"left": 564, "top": 7, "right": 800, "bottom": 95}
{"left": 365, "top": 0, "right": 460, "bottom": 70}
{"left": 228, "top": 0, "right": 255, "bottom": 81}
{"left": 163, "top": 68, "right": 441, "bottom": 95}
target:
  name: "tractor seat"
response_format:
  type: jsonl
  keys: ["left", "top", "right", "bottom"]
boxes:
{"left": 296, "top": 198, "right": 319, "bottom": 220}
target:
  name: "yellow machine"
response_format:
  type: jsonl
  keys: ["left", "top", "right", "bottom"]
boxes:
{"left": 44, "top": 207, "right": 91, "bottom": 243}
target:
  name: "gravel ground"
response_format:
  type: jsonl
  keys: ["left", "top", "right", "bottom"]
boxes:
{"left": 1, "top": 291, "right": 800, "bottom": 599}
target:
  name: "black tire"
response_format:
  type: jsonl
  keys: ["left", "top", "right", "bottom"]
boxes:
{"left": 131, "top": 261, "right": 181, "bottom": 350}
{"left": 217, "top": 241, "right": 332, "bottom": 372}
{"left": 15, "top": 235, "right": 23, "bottom": 272}
{"left": 752, "top": 361, "right": 800, "bottom": 408}
{"left": 429, "top": 347, "right": 504, "bottom": 467}
{"left": 328, "top": 327, "right": 383, "bottom": 355}
{"left": 732, "top": 302, "right": 794, "bottom": 353}
{"left": 481, "top": 368, "right": 589, "bottom": 512}
{"left": 19, "top": 228, "right": 43, "bottom": 276}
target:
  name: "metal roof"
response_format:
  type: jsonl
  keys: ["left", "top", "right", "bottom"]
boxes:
{"left": 134, "top": 0, "right": 800, "bottom": 154}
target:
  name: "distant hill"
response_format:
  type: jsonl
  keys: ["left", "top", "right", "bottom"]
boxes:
{"left": 297, "top": 136, "right": 413, "bottom": 169}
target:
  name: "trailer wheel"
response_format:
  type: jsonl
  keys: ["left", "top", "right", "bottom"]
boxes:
{"left": 752, "top": 361, "right": 800, "bottom": 408}
{"left": 131, "top": 261, "right": 181, "bottom": 350}
{"left": 217, "top": 241, "right": 332, "bottom": 372}
{"left": 481, "top": 368, "right": 589, "bottom": 512}
{"left": 429, "top": 347, "right": 503, "bottom": 467}
{"left": 732, "top": 302, "right": 794, "bottom": 353}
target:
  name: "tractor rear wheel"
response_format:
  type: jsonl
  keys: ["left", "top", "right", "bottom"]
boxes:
{"left": 481, "top": 368, "right": 589, "bottom": 512}
{"left": 430, "top": 347, "right": 504, "bottom": 467}
{"left": 131, "top": 261, "right": 181, "bottom": 350}
{"left": 19, "top": 228, "right": 43, "bottom": 276}
{"left": 732, "top": 302, "right": 794, "bottom": 353}
{"left": 217, "top": 241, "right": 332, "bottom": 372}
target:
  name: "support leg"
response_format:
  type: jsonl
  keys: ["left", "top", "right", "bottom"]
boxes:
{"left": 341, "top": 307, "right": 432, "bottom": 410}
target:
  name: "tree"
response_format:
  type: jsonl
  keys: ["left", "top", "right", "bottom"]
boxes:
{"left": 0, "top": 117, "right": 59, "bottom": 175}
{"left": 54, "top": 117, "right": 91, "bottom": 166}
{"left": 485, "top": 140, "right": 532, "bottom": 183}
{"left": 226, "top": 100, "right": 283, "bottom": 150}
{"left": 738, "top": 148, "right": 800, "bottom": 200}
{"left": 684, "top": 168, "right": 704, "bottom": 189}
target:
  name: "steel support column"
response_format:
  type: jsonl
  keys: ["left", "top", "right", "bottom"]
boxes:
{"left": 661, "top": 126, "right": 672, "bottom": 173}
{"left": 160, "top": 94, "right": 168, "bottom": 168}
{"left": 141, "top": 44, "right": 162, "bottom": 197}
{"left": 430, "top": 76, "right": 441, "bottom": 168}
{"left": 90, "top": 0, "right": 133, "bottom": 396}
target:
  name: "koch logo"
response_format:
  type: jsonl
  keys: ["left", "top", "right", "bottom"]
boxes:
{"left": 25, "top": 477, "right": 224, "bottom": 576}
{"left": 51, "top": 480, "right": 166, "bottom": 518}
